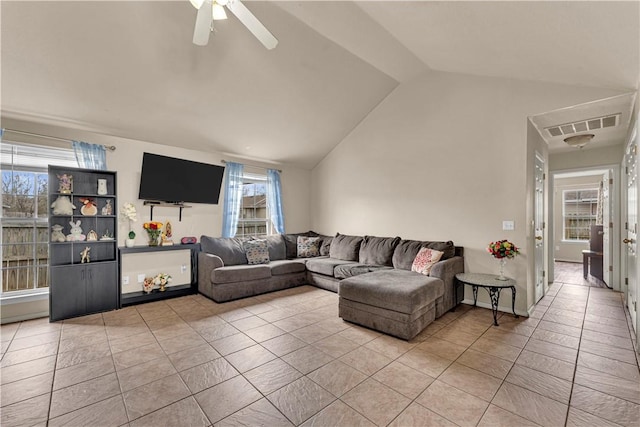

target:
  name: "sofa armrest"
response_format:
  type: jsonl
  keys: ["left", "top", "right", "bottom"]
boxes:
{"left": 198, "top": 252, "right": 224, "bottom": 285}
{"left": 430, "top": 256, "right": 464, "bottom": 313}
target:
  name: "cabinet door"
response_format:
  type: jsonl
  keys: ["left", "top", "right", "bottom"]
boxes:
{"left": 86, "top": 262, "right": 118, "bottom": 313}
{"left": 50, "top": 265, "right": 86, "bottom": 321}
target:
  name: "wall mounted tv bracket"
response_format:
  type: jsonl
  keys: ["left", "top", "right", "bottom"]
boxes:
{"left": 143, "top": 201, "right": 192, "bottom": 221}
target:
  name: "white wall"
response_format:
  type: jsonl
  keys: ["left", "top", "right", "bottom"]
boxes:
{"left": 550, "top": 145, "right": 624, "bottom": 171}
{"left": 553, "top": 175, "right": 603, "bottom": 262}
{"left": 1, "top": 116, "right": 312, "bottom": 322}
{"left": 311, "top": 69, "right": 624, "bottom": 314}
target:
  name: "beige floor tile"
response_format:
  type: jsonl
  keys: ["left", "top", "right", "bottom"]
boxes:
{"left": 113, "top": 342, "right": 166, "bottom": 371}
{"left": 244, "top": 358, "right": 303, "bottom": 395}
{"left": 7, "top": 331, "right": 60, "bottom": 352}
{"left": 433, "top": 325, "right": 480, "bottom": 347}
{"left": 230, "top": 315, "right": 269, "bottom": 331}
{"left": 515, "top": 349, "right": 575, "bottom": 381}
{"left": 565, "top": 407, "right": 624, "bottom": 427}
{"left": 342, "top": 378, "right": 411, "bottom": 426}
{"left": 0, "top": 393, "right": 50, "bottom": 427}
{"left": 109, "top": 331, "right": 157, "bottom": 354}
{"left": 577, "top": 352, "right": 640, "bottom": 381}
{"left": 580, "top": 338, "right": 639, "bottom": 364}
{"left": 396, "top": 347, "right": 453, "bottom": 378}
{"left": 267, "top": 376, "right": 335, "bottom": 426}
{"left": 308, "top": 360, "right": 367, "bottom": 397}
{"left": 48, "top": 395, "right": 128, "bottom": 427}
{"left": 218, "top": 398, "right": 293, "bottom": 427}
{"left": 209, "top": 333, "right": 256, "bottom": 356}
{"left": 195, "top": 376, "right": 262, "bottom": 423}
{"left": 416, "top": 336, "right": 467, "bottom": 360}
{"left": 282, "top": 345, "right": 335, "bottom": 375}
{"left": 531, "top": 329, "right": 580, "bottom": 349}
{"left": 0, "top": 355, "right": 56, "bottom": 385}
{"left": 292, "top": 324, "right": 338, "bottom": 344}
{"left": 574, "top": 365, "right": 640, "bottom": 404}
{"left": 312, "top": 334, "right": 359, "bottom": 359}
{"left": 337, "top": 325, "right": 381, "bottom": 345}
{"left": 524, "top": 338, "right": 578, "bottom": 363}
{"left": 55, "top": 340, "right": 111, "bottom": 369}
{"left": 469, "top": 337, "right": 522, "bottom": 362}
{"left": 536, "top": 320, "right": 582, "bottom": 338}
{"left": 581, "top": 329, "right": 635, "bottom": 351}
{"left": 244, "top": 324, "right": 287, "bottom": 343}
{"left": 273, "top": 315, "right": 324, "bottom": 333}
{"left": 541, "top": 312, "right": 584, "bottom": 328}
{"left": 167, "top": 343, "right": 221, "bottom": 372}
{"left": 335, "top": 346, "right": 393, "bottom": 377}
{"left": 129, "top": 397, "right": 209, "bottom": 427}
{"left": 58, "top": 331, "right": 108, "bottom": 354}
{"left": 439, "top": 362, "right": 502, "bottom": 401}
{"left": 416, "top": 380, "right": 489, "bottom": 427}
{"left": 225, "top": 344, "right": 277, "bottom": 373}
{"left": 1, "top": 342, "right": 58, "bottom": 368}
{"left": 157, "top": 330, "right": 208, "bottom": 354}
{"left": 505, "top": 364, "right": 572, "bottom": 404}
{"left": 117, "top": 356, "right": 177, "bottom": 392}
{"left": 179, "top": 357, "right": 239, "bottom": 394}
{"left": 477, "top": 404, "right": 541, "bottom": 427}
{"left": 50, "top": 372, "right": 121, "bottom": 419}
{"left": 0, "top": 371, "right": 53, "bottom": 407}
{"left": 123, "top": 374, "right": 191, "bottom": 421}
{"left": 571, "top": 384, "right": 640, "bottom": 426}
{"left": 583, "top": 320, "right": 631, "bottom": 339}
{"left": 218, "top": 307, "right": 254, "bottom": 323}
{"left": 492, "top": 382, "right": 568, "bottom": 427}
{"left": 481, "top": 328, "right": 530, "bottom": 348}
{"left": 13, "top": 322, "right": 61, "bottom": 339}
{"left": 261, "top": 333, "right": 308, "bottom": 357}
{"left": 372, "top": 361, "right": 434, "bottom": 399}
{"left": 456, "top": 348, "right": 514, "bottom": 379}
{"left": 301, "top": 399, "right": 374, "bottom": 427}
{"left": 152, "top": 323, "right": 199, "bottom": 342}
{"left": 53, "top": 355, "right": 115, "bottom": 390}
{"left": 387, "top": 402, "right": 457, "bottom": 427}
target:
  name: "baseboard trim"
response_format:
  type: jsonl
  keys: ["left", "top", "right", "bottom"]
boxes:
{"left": 1, "top": 311, "right": 49, "bottom": 325}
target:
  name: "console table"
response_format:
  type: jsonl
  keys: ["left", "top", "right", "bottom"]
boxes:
{"left": 118, "top": 244, "right": 199, "bottom": 306}
{"left": 455, "top": 273, "right": 518, "bottom": 326}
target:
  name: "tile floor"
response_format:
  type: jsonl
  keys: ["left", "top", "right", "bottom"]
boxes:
{"left": 1, "top": 282, "right": 639, "bottom": 426}
{"left": 554, "top": 261, "right": 608, "bottom": 288}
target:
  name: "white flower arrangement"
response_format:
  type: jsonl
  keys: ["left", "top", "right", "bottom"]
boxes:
{"left": 120, "top": 202, "right": 138, "bottom": 222}
{"left": 153, "top": 273, "right": 172, "bottom": 288}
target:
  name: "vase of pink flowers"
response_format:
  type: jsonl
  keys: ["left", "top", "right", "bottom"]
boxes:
{"left": 487, "top": 240, "right": 520, "bottom": 280}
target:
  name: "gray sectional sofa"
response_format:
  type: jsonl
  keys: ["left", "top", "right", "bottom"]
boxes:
{"left": 198, "top": 232, "right": 464, "bottom": 340}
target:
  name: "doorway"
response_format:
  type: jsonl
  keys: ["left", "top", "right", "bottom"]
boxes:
{"left": 549, "top": 167, "right": 620, "bottom": 290}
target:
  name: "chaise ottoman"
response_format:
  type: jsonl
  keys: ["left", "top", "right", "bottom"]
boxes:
{"left": 338, "top": 270, "right": 444, "bottom": 340}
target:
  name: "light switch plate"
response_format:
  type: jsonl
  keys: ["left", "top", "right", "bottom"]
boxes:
{"left": 122, "top": 276, "right": 129, "bottom": 285}
{"left": 502, "top": 220, "right": 515, "bottom": 231}
{"left": 137, "top": 274, "right": 145, "bottom": 283}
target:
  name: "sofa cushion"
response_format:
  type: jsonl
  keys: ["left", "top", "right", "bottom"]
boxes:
{"left": 244, "top": 239, "right": 270, "bottom": 265}
{"left": 306, "top": 257, "right": 355, "bottom": 276}
{"left": 329, "top": 233, "right": 364, "bottom": 261}
{"left": 297, "top": 236, "right": 320, "bottom": 258}
{"left": 264, "top": 234, "right": 286, "bottom": 261}
{"left": 269, "top": 259, "right": 307, "bottom": 276}
{"left": 214, "top": 264, "right": 271, "bottom": 284}
{"left": 283, "top": 231, "right": 321, "bottom": 259}
{"left": 334, "top": 263, "right": 393, "bottom": 280}
{"left": 201, "top": 236, "right": 247, "bottom": 266}
{"left": 411, "top": 248, "right": 444, "bottom": 275}
{"left": 319, "top": 236, "right": 333, "bottom": 256}
{"left": 339, "top": 270, "right": 444, "bottom": 315}
{"left": 359, "top": 236, "right": 401, "bottom": 266}
{"left": 392, "top": 240, "right": 456, "bottom": 270}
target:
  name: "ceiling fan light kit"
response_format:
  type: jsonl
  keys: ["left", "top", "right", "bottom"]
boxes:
{"left": 564, "top": 133, "right": 595, "bottom": 148}
{"left": 189, "top": 0, "right": 278, "bottom": 49}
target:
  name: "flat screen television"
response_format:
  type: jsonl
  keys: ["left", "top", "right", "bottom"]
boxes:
{"left": 138, "top": 153, "right": 225, "bottom": 204}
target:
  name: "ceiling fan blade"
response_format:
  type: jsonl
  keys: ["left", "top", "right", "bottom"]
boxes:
{"left": 226, "top": 0, "right": 278, "bottom": 50}
{"left": 193, "top": 1, "right": 213, "bottom": 46}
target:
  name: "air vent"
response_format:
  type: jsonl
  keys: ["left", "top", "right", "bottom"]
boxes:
{"left": 545, "top": 113, "right": 620, "bottom": 138}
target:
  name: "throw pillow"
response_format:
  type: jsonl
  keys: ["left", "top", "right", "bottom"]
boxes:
{"left": 244, "top": 239, "right": 270, "bottom": 265}
{"left": 297, "top": 236, "right": 320, "bottom": 258}
{"left": 411, "top": 247, "right": 444, "bottom": 275}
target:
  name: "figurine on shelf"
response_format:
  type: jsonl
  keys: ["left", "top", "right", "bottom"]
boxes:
{"left": 86, "top": 230, "right": 98, "bottom": 241}
{"left": 80, "top": 247, "right": 90, "bottom": 263}
{"left": 51, "top": 224, "right": 66, "bottom": 242}
{"left": 66, "top": 220, "right": 86, "bottom": 242}
{"left": 97, "top": 179, "right": 108, "bottom": 196}
{"left": 101, "top": 200, "right": 113, "bottom": 216}
{"left": 142, "top": 277, "right": 154, "bottom": 294}
{"left": 51, "top": 195, "right": 76, "bottom": 216}
{"left": 57, "top": 173, "right": 73, "bottom": 194}
{"left": 100, "top": 229, "right": 114, "bottom": 241}
{"left": 161, "top": 220, "right": 174, "bottom": 246}
{"left": 80, "top": 198, "right": 97, "bottom": 216}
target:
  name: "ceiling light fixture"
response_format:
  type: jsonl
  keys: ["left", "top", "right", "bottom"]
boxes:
{"left": 564, "top": 134, "right": 595, "bottom": 148}
{"left": 190, "top": 0, "right": 205, "bottom": 9}
{"left": 212, "top": 3, "right": 227, "bottom": 20}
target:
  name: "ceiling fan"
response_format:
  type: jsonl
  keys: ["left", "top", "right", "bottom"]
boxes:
{"left": 189, "top": 0, "right": 278, "bottom": 49}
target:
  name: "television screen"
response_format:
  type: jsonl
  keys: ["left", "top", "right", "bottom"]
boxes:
{"left": 138, "top": 153, "right": 225, "bottom": 204}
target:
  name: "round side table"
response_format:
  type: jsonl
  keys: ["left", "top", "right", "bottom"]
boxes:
{"left": 455, "top": 272, "right": 519, "bottom": 326}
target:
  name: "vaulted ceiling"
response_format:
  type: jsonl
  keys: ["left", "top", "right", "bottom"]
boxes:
{"left": 2, "top": 1, "right": 638, "bottom": 168}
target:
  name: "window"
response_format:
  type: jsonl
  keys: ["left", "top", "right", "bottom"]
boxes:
{"left": 1, "top": 141, "right": 77, "bottom": 295}
{"left": 236, "top": 173, "right": 270, "bottom": 238}
{"left": 563, "top": 188, "right": 598, "bottom": 241}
